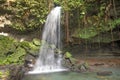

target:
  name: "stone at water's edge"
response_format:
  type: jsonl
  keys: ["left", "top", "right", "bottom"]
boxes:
{"left": 8, "top": 65, "right": 25, "bottom": 80}
{"left": 97, "top": 71, "right": 113, "bottom": 76}
{"left": 63, "top": 52, "right": 90, "bottom": 72}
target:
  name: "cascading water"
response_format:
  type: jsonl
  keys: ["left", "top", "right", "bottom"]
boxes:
{"left": 29, "top": 7, "right": 67, "bottom": 74}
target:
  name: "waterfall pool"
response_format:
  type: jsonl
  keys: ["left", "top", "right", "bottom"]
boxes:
{"left": 23, "top": 67, "right": 120, "bottom": 80}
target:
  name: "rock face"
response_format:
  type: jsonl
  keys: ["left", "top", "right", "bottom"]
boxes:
{"left": 8, "top": 65, "right": 25, "bottom": 80}
{"left": 0, "top": 16, "right": 11, "bottom": 28}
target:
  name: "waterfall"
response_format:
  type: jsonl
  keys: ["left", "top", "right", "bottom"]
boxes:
{"left": 29, "top": 7, "right": 67, "bottom": 74}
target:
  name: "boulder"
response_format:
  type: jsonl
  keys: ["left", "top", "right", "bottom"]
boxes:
{"left": 97, "top": 71, "right": 113, "bottom": 76}
{"left": 8, "top": 65, "right": 25, "bottom": 80}
{"left": 32, "top": 38, "right": 41, "bottom": 46}
{"left": 63, "top": 52, "right": 90, "bottom": 72}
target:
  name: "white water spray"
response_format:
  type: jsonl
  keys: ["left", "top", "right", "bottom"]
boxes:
{"left": 29, "top": 7, "right": 67, "bottom": 74}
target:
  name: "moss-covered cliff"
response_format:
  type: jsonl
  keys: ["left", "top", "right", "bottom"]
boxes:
{"left": 72, "top": 18, "right": 120, "bottom": 43}
{"left": 0, "top": 35, "right": 40, "bottom": 65}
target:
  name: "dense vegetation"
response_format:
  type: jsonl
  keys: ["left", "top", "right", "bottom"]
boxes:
{"left": 0, "top": 1, "right": 120, "bottom": 80}
{"left": 59, "top": 0, "right": 120, "bottom": 43}
{"left": 0, "top": 0, "right": 49, "bottom": 31}
{"left": 0, "top": 0, "right": 120, "bottom": 65}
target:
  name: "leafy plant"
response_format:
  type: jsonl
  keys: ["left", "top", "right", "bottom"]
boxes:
{"left": 1, "top": 0, "right": 48, "bottom": 31}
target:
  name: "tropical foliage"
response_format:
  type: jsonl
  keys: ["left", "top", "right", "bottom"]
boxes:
{"left": 0, "top": 0, "right": 48, "bottom": 31}
{"left": 54, "top": 0, "right": 120, "bottom": 43}
{"left": 0, "top": 0, "right": 120, "bottom": 66}
{"left": 0, "top": 0, "right": 119, "bottom": 40}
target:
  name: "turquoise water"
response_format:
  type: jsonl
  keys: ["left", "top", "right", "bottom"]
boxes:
{"left": 23, "top": 68, "right": 120, "bottom": 80}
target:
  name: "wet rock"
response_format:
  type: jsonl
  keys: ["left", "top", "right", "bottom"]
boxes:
{"left": 24, "top": 59, "right": 35, "bottom": 71}
{"left": 97, "top": 71, "right": 113, "bottom": 76}
{"left": 8, "top": 65, "right": 25, "bottom": 80}
{"left": 24, "top": 53, "right": 37, "bottom": 71}
{"left": 63, "top": 52, "right": 90, "bottom": 72}
{"left": 79, "top": 65, "right": 87, "bottom": 71}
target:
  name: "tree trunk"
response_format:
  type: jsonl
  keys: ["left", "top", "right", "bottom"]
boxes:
{"left": 65, "top": 11, "right": 69, "bottom": 45}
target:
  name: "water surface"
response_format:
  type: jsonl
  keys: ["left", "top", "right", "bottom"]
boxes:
{"left": 23, "top": 67, "right": 120, "bottom": 80}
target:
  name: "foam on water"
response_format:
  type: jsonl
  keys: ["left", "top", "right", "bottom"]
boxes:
{"left": 28, "top": 68, "right": 68, "bottom": 74}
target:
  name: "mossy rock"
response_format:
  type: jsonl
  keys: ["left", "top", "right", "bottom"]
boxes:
{"left": 20, "top": 41, "right": 39, "bottom": 52}
{"left": 0, "top": 35, "right": 26, "bottom": 64}
{"left": 0, "top": 35, "right": 17, "bottom": 56}
{"left": 20, "top": 41, "right": 40, "bottom": 57}
{"left": 88, "top": 31, "right": 120, "bottom": 43}
{"left": 29, "top": 42, "right": 39, "bottom": 50}
{"left": 20, "top": 41, "right": 31, "bottom": 50}
{"left": 0, "top": 35, "right": 40, "bottom": 65}
{"left": 32, "top": 38, "right": 41, "bottom": 46}
{"left": 65, "top": 52, "right": 72, "bottom": 58}
{"left": 3, "top": 47, "right": 26, "bottom": 64}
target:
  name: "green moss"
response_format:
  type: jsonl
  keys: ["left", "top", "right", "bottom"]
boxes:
{"left": 3, "top": 47, "right": 26, "bottom": 64}
{"left": 32, "top": 38, "right": 41, "bottom": 46}
{"left": 65, "top": 52, "right": 72, "bottom": 58}
{"left": 20, "top": 41, "right": 31, "bottom": 50}
{"left": 29, "top": 42, "right": 39, "bottom": 50}
{"left": 0, "top": 35, "right": 17, "bottom": 57}
{"left": 20, "top": 40, "right": 40, "bottom": 54}
{"left": 72, "top": 18, "right": 120, "bottom": 43}
{"left": 0, "top": 35, "right": 40, "bottom": 65}
{"left": 88, "top": 31, "right": 120, "bottom": 43}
